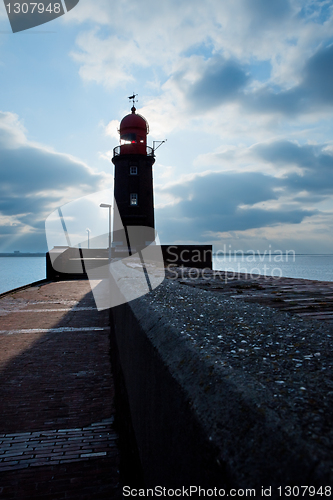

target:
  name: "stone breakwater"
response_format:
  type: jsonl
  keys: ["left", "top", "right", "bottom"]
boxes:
{"left": 166, "top": 266, "right": 333, "bottom": 321}
{"left": 111, "top": 267, "right": 333, "bottom": 494}
{"left": 162, "top": 268, "right": 333, "bottom": 451}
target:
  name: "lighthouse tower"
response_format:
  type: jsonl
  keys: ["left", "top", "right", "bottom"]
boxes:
{"left": 112, "top": 101, "right": 155, "bottom": 252}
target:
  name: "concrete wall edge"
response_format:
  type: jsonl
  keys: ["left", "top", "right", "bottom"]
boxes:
{"left": 111, "top": 287, "right": 333, "bottom": 493}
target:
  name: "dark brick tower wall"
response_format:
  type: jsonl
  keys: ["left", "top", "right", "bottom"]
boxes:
{"left": 112, "top": 153, "right": 155, "bottom": 230}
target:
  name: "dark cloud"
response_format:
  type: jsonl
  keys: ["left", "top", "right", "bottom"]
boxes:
{"left": 0, "top": 225, "right": 24, "bottom": 235}
{"left": 188, "top": 57, "right": 249, "bottom": 110}
{"left": 244, "top": 44, "right": 333, "bottom": 115}
{"left": 155, "top": 170, "right": 316, "bottom": 243}
{"left": 303, "top": 44, "right": 333, "bottom": 104}
{"left": 253, "top": 140, "right": 317, "bottom": 167}
{"left": 170, "top": 171, "right": 277, "bottom": 216}
{"left": 183, "top": 43, "right": 333, "bottom": 117}
{"left": 246, "top": 0, "right": 291, "bottom": 25}
{"left": 0, "top": 193, "right": 60, "bottom": 217}
{"left": 0, "top": 146, "right": 101, "bottom": 195}
{"left": 285, "top": 171, "right": 333, "bottom": 195}
{"left": 253, "top": 140, "right": 333, "bottom": 194}
{"left": 293, "top": 193, "right": 327, "bottom": 204}
{"left": 0, "top": 113, "right": 106, "bottom": 251}
{"left": 243, "top": 87, "right": 308, "bottom": 115}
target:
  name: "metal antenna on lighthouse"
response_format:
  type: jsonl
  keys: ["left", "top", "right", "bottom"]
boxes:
{"left": 153, "top": 139, "right": 167, "bottom": 152}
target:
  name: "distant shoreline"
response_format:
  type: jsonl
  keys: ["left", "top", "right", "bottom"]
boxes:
{"left": 212, "top": 253, "right": 333, "bottom": 256}
{"left": 0, "top": 252, "right": 333, "bottom": 257}
{"left": 0, "top": 253, "right": 45, "bottom": 257}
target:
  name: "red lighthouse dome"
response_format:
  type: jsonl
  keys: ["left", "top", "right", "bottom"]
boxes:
{"left": 119, "top": 106, "right": 149, "bottom": 155}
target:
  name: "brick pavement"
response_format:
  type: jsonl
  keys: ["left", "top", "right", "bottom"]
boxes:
{"left": 0, "top": 280, "right": 121, "bottom": 499}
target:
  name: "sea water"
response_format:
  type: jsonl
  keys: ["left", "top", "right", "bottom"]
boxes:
{"left": 1, "top": 254, "right": 333, "bottom": 296}
{"left": 213, "top": 254, "right": 333, "bottom": 282}
{"left": 0, "top": 257, "right": 46, "bottom": 295}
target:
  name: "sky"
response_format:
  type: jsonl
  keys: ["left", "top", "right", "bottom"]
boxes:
{"left": 1, "top": 0, "right": 333, "bottom": 254}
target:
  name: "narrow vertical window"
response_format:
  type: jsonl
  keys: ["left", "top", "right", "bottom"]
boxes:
{"left": 130, "top": 166, "right": 138, "bottom": 175}
{"left": 130, "top": 193, "right": 138, "bottom": 206}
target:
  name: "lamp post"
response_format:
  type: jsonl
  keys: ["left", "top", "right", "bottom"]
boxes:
{"left": 100, "top": 204, "right": 112, "bottom": 262}
{"left": 86, "top": 228, "right": 90, "bottom": 249}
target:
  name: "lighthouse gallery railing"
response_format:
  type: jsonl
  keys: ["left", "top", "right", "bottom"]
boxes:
{"left": 113, "top": 145, "right": 155, "bottom": 157}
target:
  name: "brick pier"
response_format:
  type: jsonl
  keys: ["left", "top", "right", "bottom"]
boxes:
{"left": 0, "top": 280, "right": 121, "bottom": 499}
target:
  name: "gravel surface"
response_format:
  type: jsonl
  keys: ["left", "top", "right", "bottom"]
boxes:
{"left": 145, "top": 276, "right": 333, "bottom": 459}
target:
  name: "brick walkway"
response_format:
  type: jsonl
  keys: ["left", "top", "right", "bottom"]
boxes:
{"left": 0, "top": 280, "right": 121, "bottom": 499}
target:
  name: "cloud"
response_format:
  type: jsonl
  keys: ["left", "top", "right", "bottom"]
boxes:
{"left": 168, "top": 171, "right": 278, "bottom": 213}
{"left": 67, "top": 0, "right": 333, "bottom": 141}
{"left": 138, "top": 40, "right": 333, "bottom": 142}
{"left": 253, "top": 139, "right": 333, "bottom": 194}
{"left": 187, "top": 57, "right": 250, "bottom": 110}
{"left": 303, "top": 43, "right": 333, "bottom": 104}
{"left": 0, "top": 112, "right": 108, "bottom": 251}
{"left": 71, "top": 29, "right": 145, "bottom": 88}
{"left": 105, "top": 119, "right": 120, "bottom": 140}
{"left": 253, "top": 140, "right": 316, "bottom": 167}
{"left": 182, "top": 43, "right": 333, "bottom": 119}
{"left": 243, "top": 44, "right": 333, "bottom": 116}
{"left": 245, "top": 0, "right": 291, "bottom": 24}
{"left": 155, "top": 170, "right": 316, "bottom": 243}
{"left": 68, "top": 0, "right": 317, "bottom": 88}
{"left": 69, "top": 0, "right": 217, "bottom": 89}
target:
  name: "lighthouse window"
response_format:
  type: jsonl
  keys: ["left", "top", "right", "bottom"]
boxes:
{"left": 130, "top": 166, "right": 138, "bottom": 175}
{"left": 121, "top": 133, "right": 136, "bottom": 144}
{"left": 130, "top": 193, "right": 138, "bottom": 206}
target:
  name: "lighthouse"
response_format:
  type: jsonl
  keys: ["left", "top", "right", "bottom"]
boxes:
{"left": 46, "top": 99, "right": 212, "bottom": 283}
{"left": 112, "top": 100, "right": 155, "bottom": 252}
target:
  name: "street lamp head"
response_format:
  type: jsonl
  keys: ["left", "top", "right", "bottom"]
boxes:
{"left": 100, "top": 203, "right": 112, "bottom": 208}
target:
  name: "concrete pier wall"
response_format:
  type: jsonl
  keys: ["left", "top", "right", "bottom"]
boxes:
{"left": 110, "top": 280, "right": 333, "bottom": 494}
{"left": 110, "top": 301, "right": 225, "bottom": 490}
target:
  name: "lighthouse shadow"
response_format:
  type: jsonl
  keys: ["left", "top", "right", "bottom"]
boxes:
{"left": 0, "top": 289, "right": 113, "bottom": 434}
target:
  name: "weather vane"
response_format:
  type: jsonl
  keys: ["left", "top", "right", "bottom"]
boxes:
{"left": 128, "top": 93, "right": 138, "bottom": 106}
